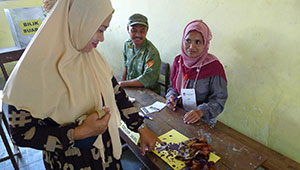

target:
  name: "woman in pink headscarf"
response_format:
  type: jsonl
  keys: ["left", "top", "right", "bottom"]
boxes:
{"left": 166, "top": 20, "right": 228, "bottom": 127}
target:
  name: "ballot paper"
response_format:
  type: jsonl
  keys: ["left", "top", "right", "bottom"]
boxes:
{"left": 119, "top": 120, "right": 140, "bottom": 145}
{"left": 140, "top": 101, "right": 167, "bottom": 114}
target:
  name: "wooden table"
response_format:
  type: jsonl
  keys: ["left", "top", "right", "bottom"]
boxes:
{"left": 119, "top": 87, "right": 300, "bottom": 170}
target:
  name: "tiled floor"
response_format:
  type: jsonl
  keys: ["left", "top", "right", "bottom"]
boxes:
{"left": 0, "top": 123, "right": 44, "bottom": 170}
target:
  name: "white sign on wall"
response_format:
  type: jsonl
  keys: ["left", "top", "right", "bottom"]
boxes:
{"left": 4, "top": 6, "right": 46, "bottom": 48}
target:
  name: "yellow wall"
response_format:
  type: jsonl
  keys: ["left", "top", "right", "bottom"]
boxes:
{"left": 1, "top": 0, "right": 299, "bottom": 163}
{"left": 0, "top": 0, "right": 42, "bottom": 48}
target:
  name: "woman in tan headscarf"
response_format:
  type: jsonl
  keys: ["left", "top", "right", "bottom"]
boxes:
{"left": 2, "top": 0, "right": 161, "bottom": 169}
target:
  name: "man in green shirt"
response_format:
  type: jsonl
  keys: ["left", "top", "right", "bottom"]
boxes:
{"left": 119, "top": 13, "right": 161, "bottom": 94}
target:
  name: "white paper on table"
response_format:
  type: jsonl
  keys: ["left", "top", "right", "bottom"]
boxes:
{"left": 140, "top": 101, "right": 167, "bottom": 114}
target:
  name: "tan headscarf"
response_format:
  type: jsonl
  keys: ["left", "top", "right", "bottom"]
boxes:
{"left": 3, "top": 0, "right": 122, "bottom": 161}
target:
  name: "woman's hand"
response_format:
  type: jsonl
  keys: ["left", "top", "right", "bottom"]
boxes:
{"left": 138, "top": 127, "right": 164, "bottom": 156}
{"left": 183, "top": 110, "right": 203, "bottom": 124}
{"left": 166, "top": 95, "right": 178, "bottom": 111}
{"left": 74, "top": 108, "right": 111, "bottom": 140}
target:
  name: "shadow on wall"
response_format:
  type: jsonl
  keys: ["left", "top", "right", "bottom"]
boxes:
{"left": 224, "top": 26, "right": 290, "bottom": 145}
{"left": 226, "top": 24, "right": 300, "bottom": 162}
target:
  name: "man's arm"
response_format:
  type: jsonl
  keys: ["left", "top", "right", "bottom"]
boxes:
{"left": 136, "top": 50, "right": 161, "bottom": 88}
{"left": 120, "top": 64, "right": 143, "bottom": 87}
{"left": 119, "top": 78, "right": 144, "bottom": 88}
{"left": 122, "top": 67, "right": 128, "bottom": 81}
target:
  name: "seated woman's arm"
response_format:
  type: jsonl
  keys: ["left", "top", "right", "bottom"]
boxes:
{"left": 165, "top": 83, "right": 179, "bottom": 99}
{"left": 8, "top": 105, "right": 76, "bottom": 152}
{"left": 165, "top": 82, "right": 181, "bottom": 111}
{"left": 197, "top": 75, "right": 228, "bottom": 125}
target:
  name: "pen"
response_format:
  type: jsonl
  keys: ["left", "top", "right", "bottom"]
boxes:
{"left": 143, "top": 115, "right": 153, "bottom": 120}
{"left": 138, "top": 112, "right": 153, "bottom": 120}
{"left": 167, "top": 95, "right": 181, "bottom": 105}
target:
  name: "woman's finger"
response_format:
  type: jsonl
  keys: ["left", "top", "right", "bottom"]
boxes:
{"left": 148, "top": 142, "right": 156, "bottom": 151}
{"left": 184, "top": 111, "right": 200, "bottom": 124}
{"left": 140, "top": 142, "right": 146, "bottom": 156}
{"left": 183, "top": 111, "right": 192, "bottom": 119}
{"left": 184, "top": 116, "right": 192, "bottom": 123}
{"left": 156, "top": 138, "right": 164, "bottom": 145}
{"left": 187, "top": 116, "right": 198, "bottom": 124}
{"left": 184, "top": 111, "right": 196, "bottom": 122}
{"left": 103, "top": 107, "right": 110, "bottom": 113}
{"left": 99, "top": 113, "right": 110, "bottom": 123}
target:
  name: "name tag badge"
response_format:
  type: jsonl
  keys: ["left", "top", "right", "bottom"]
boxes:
{"left": 181, "top": 88, "right": 197, "bottom": 111}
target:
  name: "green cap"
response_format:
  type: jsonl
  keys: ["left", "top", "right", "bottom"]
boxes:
{"left": 128, "top": 13, "right": 148, "bottom": 28}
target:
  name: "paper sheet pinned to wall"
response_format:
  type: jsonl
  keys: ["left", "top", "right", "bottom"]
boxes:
{"left": 153, "top": 129, "right": 220, "bottom": 170}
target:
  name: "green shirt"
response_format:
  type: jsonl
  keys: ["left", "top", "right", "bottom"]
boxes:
{"left": 123, "top": 38, "right": 161, "bottom": 94}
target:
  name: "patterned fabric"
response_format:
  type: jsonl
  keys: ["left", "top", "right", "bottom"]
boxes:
{"left": 8, "top": 77, "right": 144, "bottom": 170}
{"left": 123, "top": 38, "right": 161, "bottom": 94}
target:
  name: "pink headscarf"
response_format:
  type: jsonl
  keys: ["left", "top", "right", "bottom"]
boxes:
{"left": 181, "top": 20, "right": 217, "bottom": 68}
{"left": 174, "top": 20, "right": 218, "bottom": 93}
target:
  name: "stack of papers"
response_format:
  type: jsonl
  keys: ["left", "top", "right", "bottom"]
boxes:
{"left": 141, "top": 101, "right": 167, "bottom": 114}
